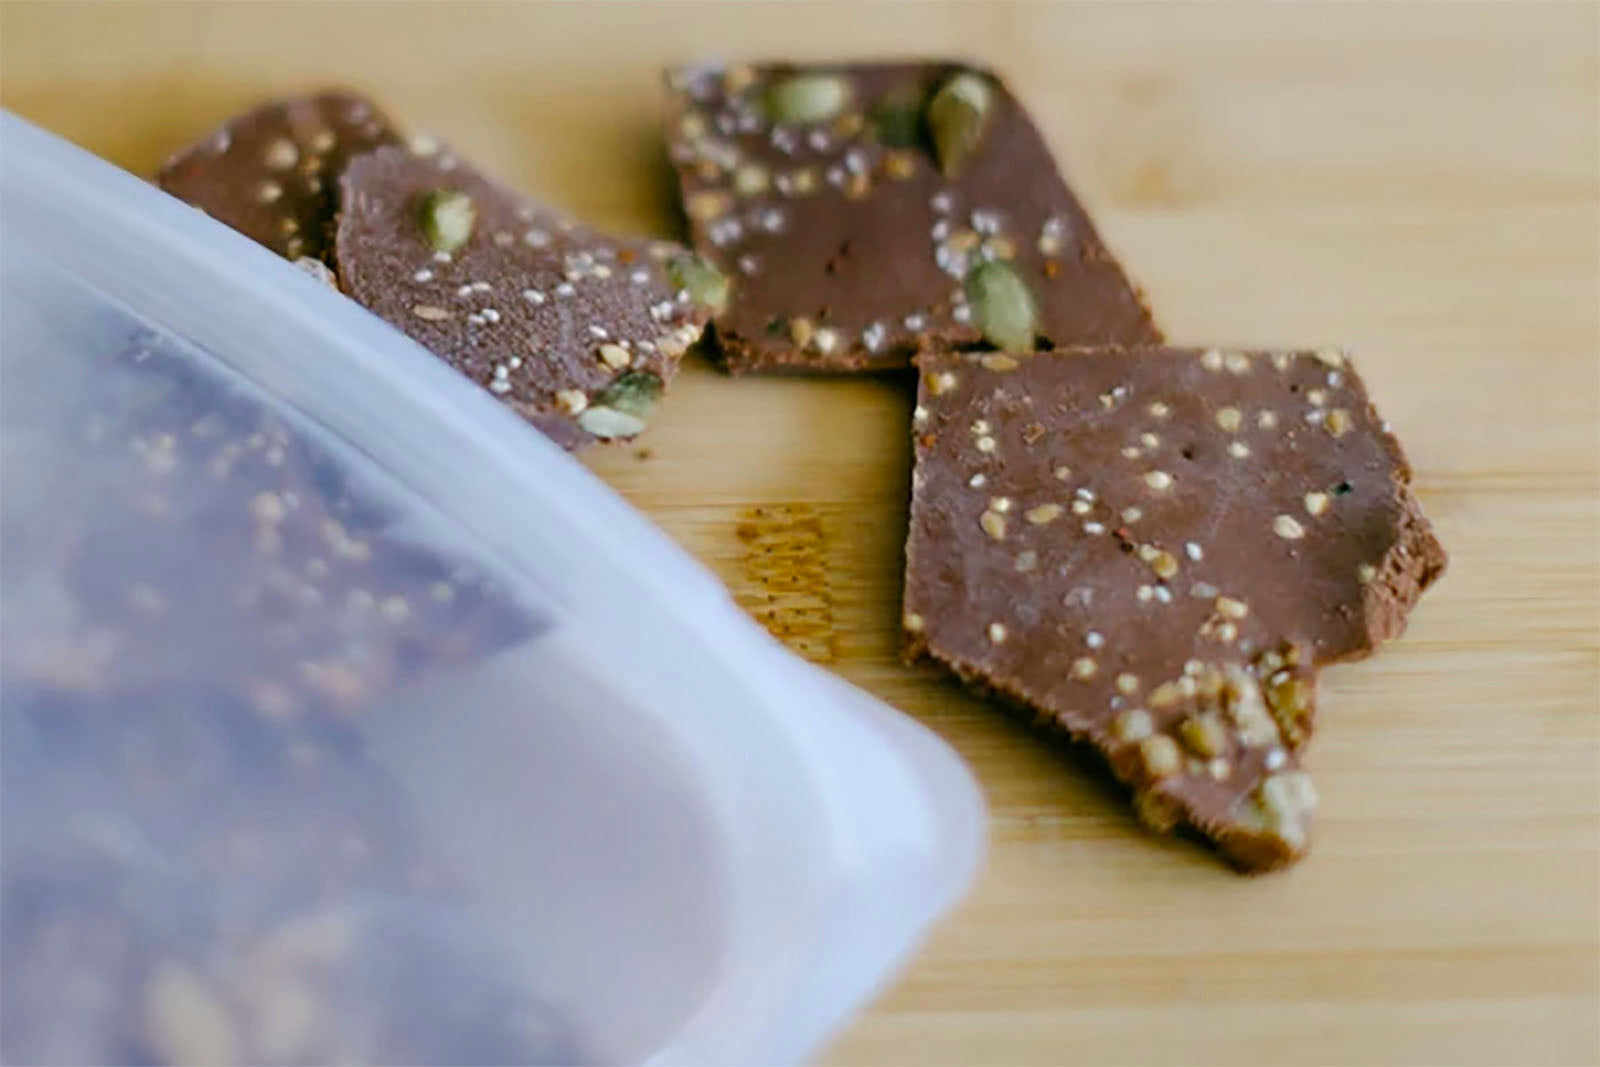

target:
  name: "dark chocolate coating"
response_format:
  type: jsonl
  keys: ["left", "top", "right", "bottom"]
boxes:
{"left": 156, "top": 91, "right": 401, "bottom": 263}
{"left": 336, "top": 146, "right": 708, "bottom": 449}
{"left": 663, "top": 61, "right": 1161, "bottom": 373}
{"left": 903, "top": 346, "right": 1446, "bottom": 870}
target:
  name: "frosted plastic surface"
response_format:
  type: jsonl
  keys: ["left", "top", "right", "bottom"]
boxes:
{"left": 0, "top": 114, "right": 985, "bottom": 1066}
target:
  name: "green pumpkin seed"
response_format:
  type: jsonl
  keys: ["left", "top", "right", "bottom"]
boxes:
{"left": 417, "top": 189, "right": 475, "bottom": 253}
{"left": 925, "top": 71, "right": 993, "bottom": 177}
{"left": 666, "top": 254, "right": 730, "bottom": 312}
{"left": 766, "top": 73, "right": 852, "bottom": 125}
{"left": 965, "top": 260, "right": 1037, "bottom": 353}
{"left": 593, "top": 371, "right": 662, "bottom": 418}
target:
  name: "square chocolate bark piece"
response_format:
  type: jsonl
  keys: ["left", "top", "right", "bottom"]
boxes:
{"left": 903, "top": 346, "right": 1445, "bottom": 869}
{"left": 664, "top": 61, "right": 1161, "bottom": 373}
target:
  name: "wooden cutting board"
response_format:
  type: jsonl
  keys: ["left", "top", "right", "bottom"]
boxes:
{"left": 4, "top": 2, "right": 1596, "bottom": 1063}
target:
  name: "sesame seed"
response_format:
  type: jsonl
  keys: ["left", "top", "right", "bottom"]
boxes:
{"left": 481, "top": 308, "right": 501, "bottom": 324}
{"left": 1265, "top": 747, "right": 1289, "bottom": 771}
{"left": 1200, "top": 349, "right": 1224, "bottom": 371}
{"left": 1121, "top": 447, "right": 1142, "bottom": 460}
{"left": 1315, "top": 347, "right": 1346, "bottom": 368}
{"left": 598, "top": 344, "right": 631, "bottom": 369}
{"left": 905, "top": 612, "right": 925, "bottom": 633}
{"left": 1072, "top": 499, "right": 1092, "bottom": 515}
{"left": 1215, "top": 407, "right": 1243, "bottom": 432}
{"left": 555, "top": 282, "right": 575, "bottom": 297}
{"left": 1228, "top": 441, "right": 1251, "bottom": 459}
{"left": 1014, "top": 550, "right": 1038, "bottom": 572}
{"left": 555, "top": 389, "right": 588, "bottom": 415}
{"left": 1258, "top": 410, "right": 1279, "bottom": 430}
{"left": 1026, "top": 503, "right": 1063, "bottom": 525}
{"left": 1072, "top": 657, "right": 1098, "bottom": 680}
{"left": 987, "top": 621, "right": 1008, "bottom": 644}
{"left": 1083, "top": 521, "right": 1106, "bottom": 535}
{"left": 489, "top": 378, "right": 512, "bottom": 395}
{"left": 1083, "top": 631, "right": 1106, "bottom": 651}
{"left": 410, "top": 304, "right": 451, "bottom": 322}
{"left": 1116, "top": 673, "right": 1140, "bottom": 696}
{"left": 1216, "top": 596, "right": 1249, "bottom": 620}
{"left": 1151, "top": 551, "right": 1180, "bottom": 579}
{"left": 1185, "top": 542, "right": 1203, "bottom": 561}
{"left": 1304, "top": 492, "right": 1330, "bottom": 516}
{"left": 1144, "top": 470, "right": 1173, "bottom": 491}
{"left": 975, "top": 436, "right": 996, "bottom": 453}
{"left": 1274, "top": 514, "right": 1306, "bottom": 540}
{"left": 990, "top": 496, "right": 1013, "bottom": 513}
{"left": 257, "top": 180, "right": 283, "bottom": 203}
{"left": 1112, "top": 708, "right": 1153, "bottom": 743}
{"left": 1308, "top": 388, "right": 1328, "bottom": 407}
{"left": 1136, "top": 584, "right": 1154, "bottom": 602}
{"left": 1054, "top": 466, "right": 1072, "bottom": 481}
{"left": 1358, "top": 563, "right": 1378, "bottom": 583}
{"left": 968, "top": 473, "right": 987, "bottom": 488}
{"left": 929, "top": 371, "right": 959, "bottom": 395}
{"left": 413, "top": 268, "right": 434, "bottom": 283}
{"left": 1154, "top": 586, "right": 1173, "bottom": 604}
{"left": 264, "top": 138, "right": 298, "bottom": 170}
{"left": 1140, "top": 432, "right": 1160, "bottom": 449}
{"left": 980, "top": 510, "right": 1007, "bottom": 540}
{"left": 1327, "top": 409, "right": 1351, "bottom": 436}
{"left": 457, "top": 284, "right": 475, "bottom": 298}
{"left": 1225, "top": 352, "right": 1251, "bottom": 374}
{"left": 1076, "top": 487, "right": 1096, "bottom": 502}
{"left": 1148, "top": 401, "right": 1171, "bottom": 418}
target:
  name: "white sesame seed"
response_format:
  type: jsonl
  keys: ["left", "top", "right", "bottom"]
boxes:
{"left": 1274, "top": 514, "right": 1306, "bottom": 540}
{"left": 1144, "top": 470, "right": 1173, "bottom": 491}
{"left": 1072, "top": 499, "right": 1092, "bottom": 515}
{"left": 968, "top": 473, "right": 987, "bottom": 488}
{"left": 1154, "top": 586, "right": 1173, "bottom": 604}
{"left": 413, "top": 268, "right": 434, "bottom": 283}
{"left": 1258, "top": 410, "right": 1279, "bottom": 430}
{"left": 1265, "top": 747, "right": 1288, "bottom": 771}
{"left": 522, "top": 289, "right": 546, "bottom": 305}
{"left": 457, "top": 284, "right": 475, "bottom": 298}
{"left": 589, "top": 324, "right": 609, "bottom": 339}
{"left": 1086, "top": 631, "right": 1105, "bottom": 649}
{"left": 1200, "top": 349, "right": 1224, "bottom": 371}
{"left": 1122, "top": 507, "right": 1143, "bottom": 523}
{"left": 1076, "top": 487, "right": 1096, "bottom": 502}
{"left": 1148, "top": 401, "right": 1170, "bottom": 418}
{"left": 1072, "top": 657, "right": 1098, "bottom": 680}
{"left": 1228, "top": 441, "right": 1251, "bottom": 459}
{"left": 556, "top": 283, "right": 576, "bottom": 297}
{"left": 1305, "top": 492, "right": 1330, "bottom": 516}
{"left": 987, "top": 621, "right": 1008, "bottom": 644}
{"left": 1215, "top": 406, "right": 1243, "bottom": 432}
{"left": 1083, "top": 521, "right": 1106, "bottom": 535}
{"left": 1225, "top": 351, "right": 1251, "bottom": 374}
{"left": 1185, "top": 542, "right": 1203, "bottom": 561}
{"left": 489, "top": 378, "right": 512, "bottom": 395}
{"left": 1136, "top": 585, "right": 1154, "bottom": 602}
{"left": 1053, "top": 466, "right": 1072, "bottom": 481}
{"left": 975, "top": 436, "right": 996, "bottom": 453}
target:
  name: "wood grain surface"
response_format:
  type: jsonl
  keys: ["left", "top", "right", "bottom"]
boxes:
{"left": 3, "top": 2, "right": 1597, "bottom": 1064}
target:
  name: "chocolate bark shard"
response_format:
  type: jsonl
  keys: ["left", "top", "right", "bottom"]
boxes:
{"left": 663, "top": 61, "right": 1161, "bottom": 374}
{"left": 335, "top": 146, "right": 709, "bottom": 449}
{"left": 903, "top": 345, "right": 1446, "bottom": 869}
{"left": 156, "top": 91, "right": 402, "bottom": 262}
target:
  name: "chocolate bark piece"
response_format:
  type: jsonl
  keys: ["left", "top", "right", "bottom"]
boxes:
{"left": 663, "top": 61, "right": 1161, "bottom": 374}
{"left": 156, "top": 91, "right": 401, "bottom": 263}
{"left": 3, "top": 328, "right": 537, "bottom": 712}
{"left": 903, "top": 346, "right": 1446, "bottom": 870}
{"left": 335, "top": 146, "right": 709, "bottom": 448}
